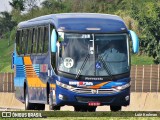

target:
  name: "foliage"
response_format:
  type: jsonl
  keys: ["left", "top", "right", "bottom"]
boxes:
{"left": 130, "top": 0, "right": 160, "bottom": 63}
{"left": 1, "top": 0, "right": 160, "bottom": 70}
{"left": 0, "top": 36, "right": 14, "bottom": 72}
{"left": 131, "top": 54, "right": 154, "bottom": 65}
{"left": 9, "top": 0, "right": 25, "bottom": 11}
{"left": 0, "top": 11, "right": 17, "bottom": 38}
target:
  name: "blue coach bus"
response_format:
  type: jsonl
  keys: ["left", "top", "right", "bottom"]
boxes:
{"left": 12, "top": 13, "right": 139, "bottom": 111}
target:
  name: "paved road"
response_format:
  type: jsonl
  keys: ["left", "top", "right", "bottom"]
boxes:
{"left": 0, "top": 92, "right": 160, "bottom": 111}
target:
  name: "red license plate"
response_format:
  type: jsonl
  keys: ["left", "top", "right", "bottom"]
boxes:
{"left": 88, "top": 102, "right": 101, "bottom": 106}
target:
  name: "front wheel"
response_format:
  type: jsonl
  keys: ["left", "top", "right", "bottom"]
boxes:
{"left": 49, "top": 105, "right": 60, "bottom": 110}
{"left": 74, "top": 106, "right": 96, "bottom": 112}
{"left": 110, "top": 106, "right": 121, "bottom": 112}
{"left": 49, "top": 94, "right": 60, "bottom": 110}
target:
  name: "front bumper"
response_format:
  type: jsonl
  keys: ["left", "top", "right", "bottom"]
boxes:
{"left": 55, "top": 86, "right": 130, "bottom": 106}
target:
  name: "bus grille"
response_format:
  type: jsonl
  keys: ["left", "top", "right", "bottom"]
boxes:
{"left": 71, "top": 88, "right": 117, "bottom": 94}
{"left": 76, "top": 96, "right": 113, "bottom": 103}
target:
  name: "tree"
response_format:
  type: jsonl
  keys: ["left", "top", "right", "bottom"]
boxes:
{"left": 25, "top": 0, "right": 39, "bottom": 11}
{"left": 41, "top": 0, "right": 53, "bottom": 8}
{"left": 0, "top": 12, "right": 17, "bottom": 33}
{"left": 130, "top": 1, "right": 160, "bottom": 63}
{"left": 0, "top": 11, "right": 17, "bottom": 45}
{"left": 9, "top": 0, "right": 25, "bottom": 11}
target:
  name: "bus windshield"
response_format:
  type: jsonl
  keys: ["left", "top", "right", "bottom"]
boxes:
{"left": 57, "top": 33, "right": 129, "bottom": 77}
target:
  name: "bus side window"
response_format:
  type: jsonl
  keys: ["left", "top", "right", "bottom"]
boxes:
{"left": 38, "top": 27, "right": 44, "bottom": 53}
{"left": 23, "top": 29, "right": 29, "bottom": 54}
{"left": 43, "top": 26, "right": 49, "bottom": 53}
{"left": 36, "top": 27, "right": 40, "bottom": 53}
{"left": 16, "top": 30, "right": 21, "bottom": 55}
{"left": 32, "top": 28, "right": 38, "bottom": 54}
{"left": 31, "top": 28, "right": 34, "bottom": 53}
{"left": 20, "top": 30, "right": 25, "bottom": 55}
{"left": 27, "top": 29, "right": 33, "bottom": 54}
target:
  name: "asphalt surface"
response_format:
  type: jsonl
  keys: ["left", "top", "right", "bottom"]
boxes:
{"left": 0, "top": 92, "right": 160, "bottom": 111}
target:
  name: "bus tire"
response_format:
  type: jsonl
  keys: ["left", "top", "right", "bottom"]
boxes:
{"left": 74, "top": 106, "right": 91, "bottom": 112}
{"left": 35, "top": 103, "right": 45, "bottom": 110}
{"left": 49, "top": 93, "right": 60, "bottom": 110}
{"left": 25, "top": 86, "right": 35, "bottom": 110}
{"left": 49, "top": 105, "right": 60, "bottom": 110}
{"left": 74, "top": 106, "right": 81, "bottom": 111}
{"left": 25, "top": 86, "right": 45, "bottom": 110}
{"left": 87, "top": 106, "right": 96, "bottom": 112}
{"left": 110, "top": 106, "right": 121, "bottom": 112}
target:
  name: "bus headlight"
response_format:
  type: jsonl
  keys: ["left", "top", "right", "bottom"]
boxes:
{"left": 56, "top": 81, "right": 74, "bottom": 91}
{"left": 112, "top": 82, "right": 130, "bottom": 91}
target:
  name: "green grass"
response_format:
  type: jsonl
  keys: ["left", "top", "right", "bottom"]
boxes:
{"left": 0, "top": 37, "right": 14, "bottom": 72}
{"left": 17, "top": 117, "right": 160, "bottom": 120}
{"left": 1, "top": 111, "right": 160, "bottom": 120}
{"left": 1, "top": 117, "right": 160, "bottom": 120}
{"left": 45, "top": 117, "right": 160, "bottom": 120}
{"left": 131, "top": 54, "right": 154, "bottom": 65}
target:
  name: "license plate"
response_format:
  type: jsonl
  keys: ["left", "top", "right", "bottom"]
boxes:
{"left": 88, "top": 102, "right": 101, "bottom": 106}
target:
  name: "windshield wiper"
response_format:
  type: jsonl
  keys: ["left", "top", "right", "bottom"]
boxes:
{"left": 98, "top": 55, "right": 113, "bottom": 80}
{"left": 75, "top": 54, "right": 90, "bottom": 79}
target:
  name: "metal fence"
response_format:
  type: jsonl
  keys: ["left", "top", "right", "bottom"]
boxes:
{"left": 0, "top": 73, "right": 14, "bottom": 92}
{"left": 131, "top": 65, "right": 160, "bottom": 92}
{"left": 0, "top": 65, "right": 160, "bottom": 92}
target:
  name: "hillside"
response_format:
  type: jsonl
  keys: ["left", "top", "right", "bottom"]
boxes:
{"left": 0, "top": 37, "right": 14, "bottom": 72}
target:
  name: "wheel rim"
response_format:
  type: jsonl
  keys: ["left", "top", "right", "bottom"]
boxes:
{"left": 25, "top": 91, "right": 28, "bottom": 109}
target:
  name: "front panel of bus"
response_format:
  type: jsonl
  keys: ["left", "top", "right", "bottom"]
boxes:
{"left": 51, "top": 32, "right": 131, "bottom": 107}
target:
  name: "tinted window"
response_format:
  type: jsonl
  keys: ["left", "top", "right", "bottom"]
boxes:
{"left": 21, "top": 30, "right": 25, "bottom": 54}
{"left": 23, "top": 29, "right": 29, "bottom": 54}
{"left": 16, "top": 25, "right": 49, "bottom": 55}
{"left": 37, "top": 27, "right": 44, "bottom": 53}
{"left": 43, "top": 26, "right": 49, "bottom": 53}
{"left": 33, "top": 28, "right": 38, "bottom": 53}
{"left": 27, "top": 29, "right": 33, "bottom": 54}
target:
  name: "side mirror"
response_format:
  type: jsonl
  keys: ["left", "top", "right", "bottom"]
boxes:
{"left": 129, "top": 30, "right": 139, "bottom": 53}
{"left": 51, "top": 29, "right": 57, "bottom": 52}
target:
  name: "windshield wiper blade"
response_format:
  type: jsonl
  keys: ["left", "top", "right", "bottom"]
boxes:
{"left": 75, "top": 54, "right": 90, "bottom": 79}
{"left": 99, "top": 55, "right": 113, "bottom": 80}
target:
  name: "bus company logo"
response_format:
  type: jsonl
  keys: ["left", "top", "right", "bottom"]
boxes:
{"left": 92, "top": 89, "right": 97, "bottom": 94}
{"left": 69, "top": 81, "right": 93, "bottom": 87}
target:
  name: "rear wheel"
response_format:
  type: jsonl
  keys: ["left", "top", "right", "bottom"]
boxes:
{"left": 25, "top": 87, "right": 34, "bottom": 110}
{"left": 35, "top": 103, "right": 45, "bottom": 110}
{"left": 25, "top": 86, "right": 45, "bottom": 110}
{"left": 110, "top": 106, "right": 121, "bottom": 112}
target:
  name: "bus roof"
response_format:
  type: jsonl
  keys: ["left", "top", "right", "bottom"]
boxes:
{"left": 18, "top": 13, "right": 128, "bottom": 33}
